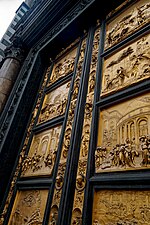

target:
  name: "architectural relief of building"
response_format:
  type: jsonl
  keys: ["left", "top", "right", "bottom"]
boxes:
{"left": 21, "top": 126, "right": 62, "bottom": 177}
{"left": 0, "top": 0, "right": 150, "bottom": 225}
{"left": 96, "top": 94, "right": 150, "bottom": 172}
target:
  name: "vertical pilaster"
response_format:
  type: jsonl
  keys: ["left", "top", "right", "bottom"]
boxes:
{"left": 71, "top": 26, "right": 100, "bottom": 225}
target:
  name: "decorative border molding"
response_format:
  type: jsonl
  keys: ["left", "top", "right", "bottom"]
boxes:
{"left": 0, "top": 50, "right": 36, "bottom": 149}
{"left": 33, "top": 0, "right": 94, "bottom": 52}
{"left": 0, "top": 66, "right": 50, "bottom": 224}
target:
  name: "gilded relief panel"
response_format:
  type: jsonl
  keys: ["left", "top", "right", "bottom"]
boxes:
{"left": 21, "top": 125, "right": 62, "bottom": 177}
{"left": 101, "top": 33, "right": 150, "bottom": 96}
{"left": 48, "top": 47, "right": 77, "bottom": 85}
{"left": 38, "top": 81, "right": 70, "bottom": 124}
{"left": 92, "top": 189, "right": 150, "bottom": 225}
{"left": 48, "top": 38, "right": 87, "bottom": 225}
{"left": 8, "top": 190, "right": 48, "bottom": 225}
{"left": 0, "top": 68, "right": 50, "bottom": 224}
{"left": 105, "top": 0, "right": 150, "bottom": 49}
{"left": 95, "top": 93, "right": 150, "bottom": 172}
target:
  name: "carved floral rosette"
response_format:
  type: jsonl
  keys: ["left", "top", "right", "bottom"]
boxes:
{"left": 105, "top": 0, "right": 150, "bottom": 49}
{"left": 49, "top": 38, "right": 87, "bottom": 224}
{"left": 101, "top": 33, "right": 150, "bottom": 96}
{"left": 21, "top": 126, "right": 62, "bottom": 177}
{"left": 92, "top": 189, "right": 150, "bottom": 225}
{"left": 95, "top": 93, "right": 150, "bottom": 173}
{"left": 8, "top": 190, "right": 48, "bottom": 225}
{"left": 71, "top": 27, "right": 100, "bottom": 225}
{"left": 48, "top": 48, "right": 77, "bottom": 86}
{"left": 0, "top": 67, "right": 50, "bottom": 224}
{"left": 38, "top": 80, "right": 71, "bottom": 124}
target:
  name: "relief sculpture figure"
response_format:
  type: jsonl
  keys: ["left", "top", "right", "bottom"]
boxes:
{"left": 38, "top": 81, "right": 70, "bottom": 123}
{"left": 96, "top": 94, "right": 150, "bottom": 172}
{"left": 21, "top": 126, "right": 61, "bottom": 177}
{"left": 92, "top": 190, "right": 150, "bottom": 225}
{"left": 105, "top": 0, "right": 150, "bottom": 49}
{"left": 102, "top": 34, "right": 150, "bottom": 96}
{"left": 9, "top": 190, "right": 48, "bottom": 225}
{"left": 49, "top": 54, "right": 76, "bottom": 85}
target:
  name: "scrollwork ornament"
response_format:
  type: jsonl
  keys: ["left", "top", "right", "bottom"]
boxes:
{"left": 71, "top": 26, "right": 100, "bottom": 223}
{"left": 49, "top": 38, "right": 87, "bottom": 223}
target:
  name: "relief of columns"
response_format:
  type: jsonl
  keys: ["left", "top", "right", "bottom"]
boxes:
{"left": 95, "top": 94, "right": 150, "bottom": 172}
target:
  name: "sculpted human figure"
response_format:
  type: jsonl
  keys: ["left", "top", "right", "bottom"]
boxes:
{"left": 116, "top": 67, "right": 128, "bottom": 85}
{"left": 49, "top": 208, "right": 58, "bottom": 225}
{"left": 140, "top": 136, "right": 150, "bottom": 166}
{"left": 57, "top": 98, "right": 67, "bottom": 114}
{"left": 76, "top": 174, "right": 86, "bottom": 191}
{"left": 130, "top": 137, "right": 139, "bottom": 165}
{"left": 56, "top": 175, "right": 63, "bottom": 190}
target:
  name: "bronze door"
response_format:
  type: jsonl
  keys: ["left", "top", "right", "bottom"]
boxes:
{"left": 0, "top": 0, "right": 150, "bottom": 224}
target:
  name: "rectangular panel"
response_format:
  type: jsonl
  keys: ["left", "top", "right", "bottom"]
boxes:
{"left": 38, "top": 80, "right": 70, "bottom": 124}
{"left": 48, "top": 47, "right": 77, "bottom": 85}
{"left": 8, "top": 189, "right": 48, "bottom": 225}
{"left": 21, "top": 125, "right": 62, "bottom": 177}
{"left": 101, "top": 33, "right": 150, "bottom": 96}
{"left": 95, "top": 93, "right": 150, "bottom": 172}
{"left": 105, "top": 0, "right": 150, "bottom": 49}
{"left": 92, "top": 189, "right": 150, "bottom": 225}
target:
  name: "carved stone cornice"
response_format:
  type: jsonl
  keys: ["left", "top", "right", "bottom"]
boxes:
{"left": 34, "top": 0, "right": 93, "bottom": 51}
{"left": 14, "top": 0, "right": 95, "bottom": 50}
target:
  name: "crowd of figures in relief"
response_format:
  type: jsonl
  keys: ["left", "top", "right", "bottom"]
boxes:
{"left": 9, "top": 190, "right": 48, "bottom": 225}
{"left": 95, "top": 94, "right": 150, "bottom": 172}
{"left": 102, "top": 33, "right": 150, "bottom": 96}
{"left": 105, "top": 0, "right": 150, "bottom": 49}
{"left": 92, "top": 190, "right": 150, "bottom": 225}
{"left": 21, "top": 126, "right": 62, "bottom": 177}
